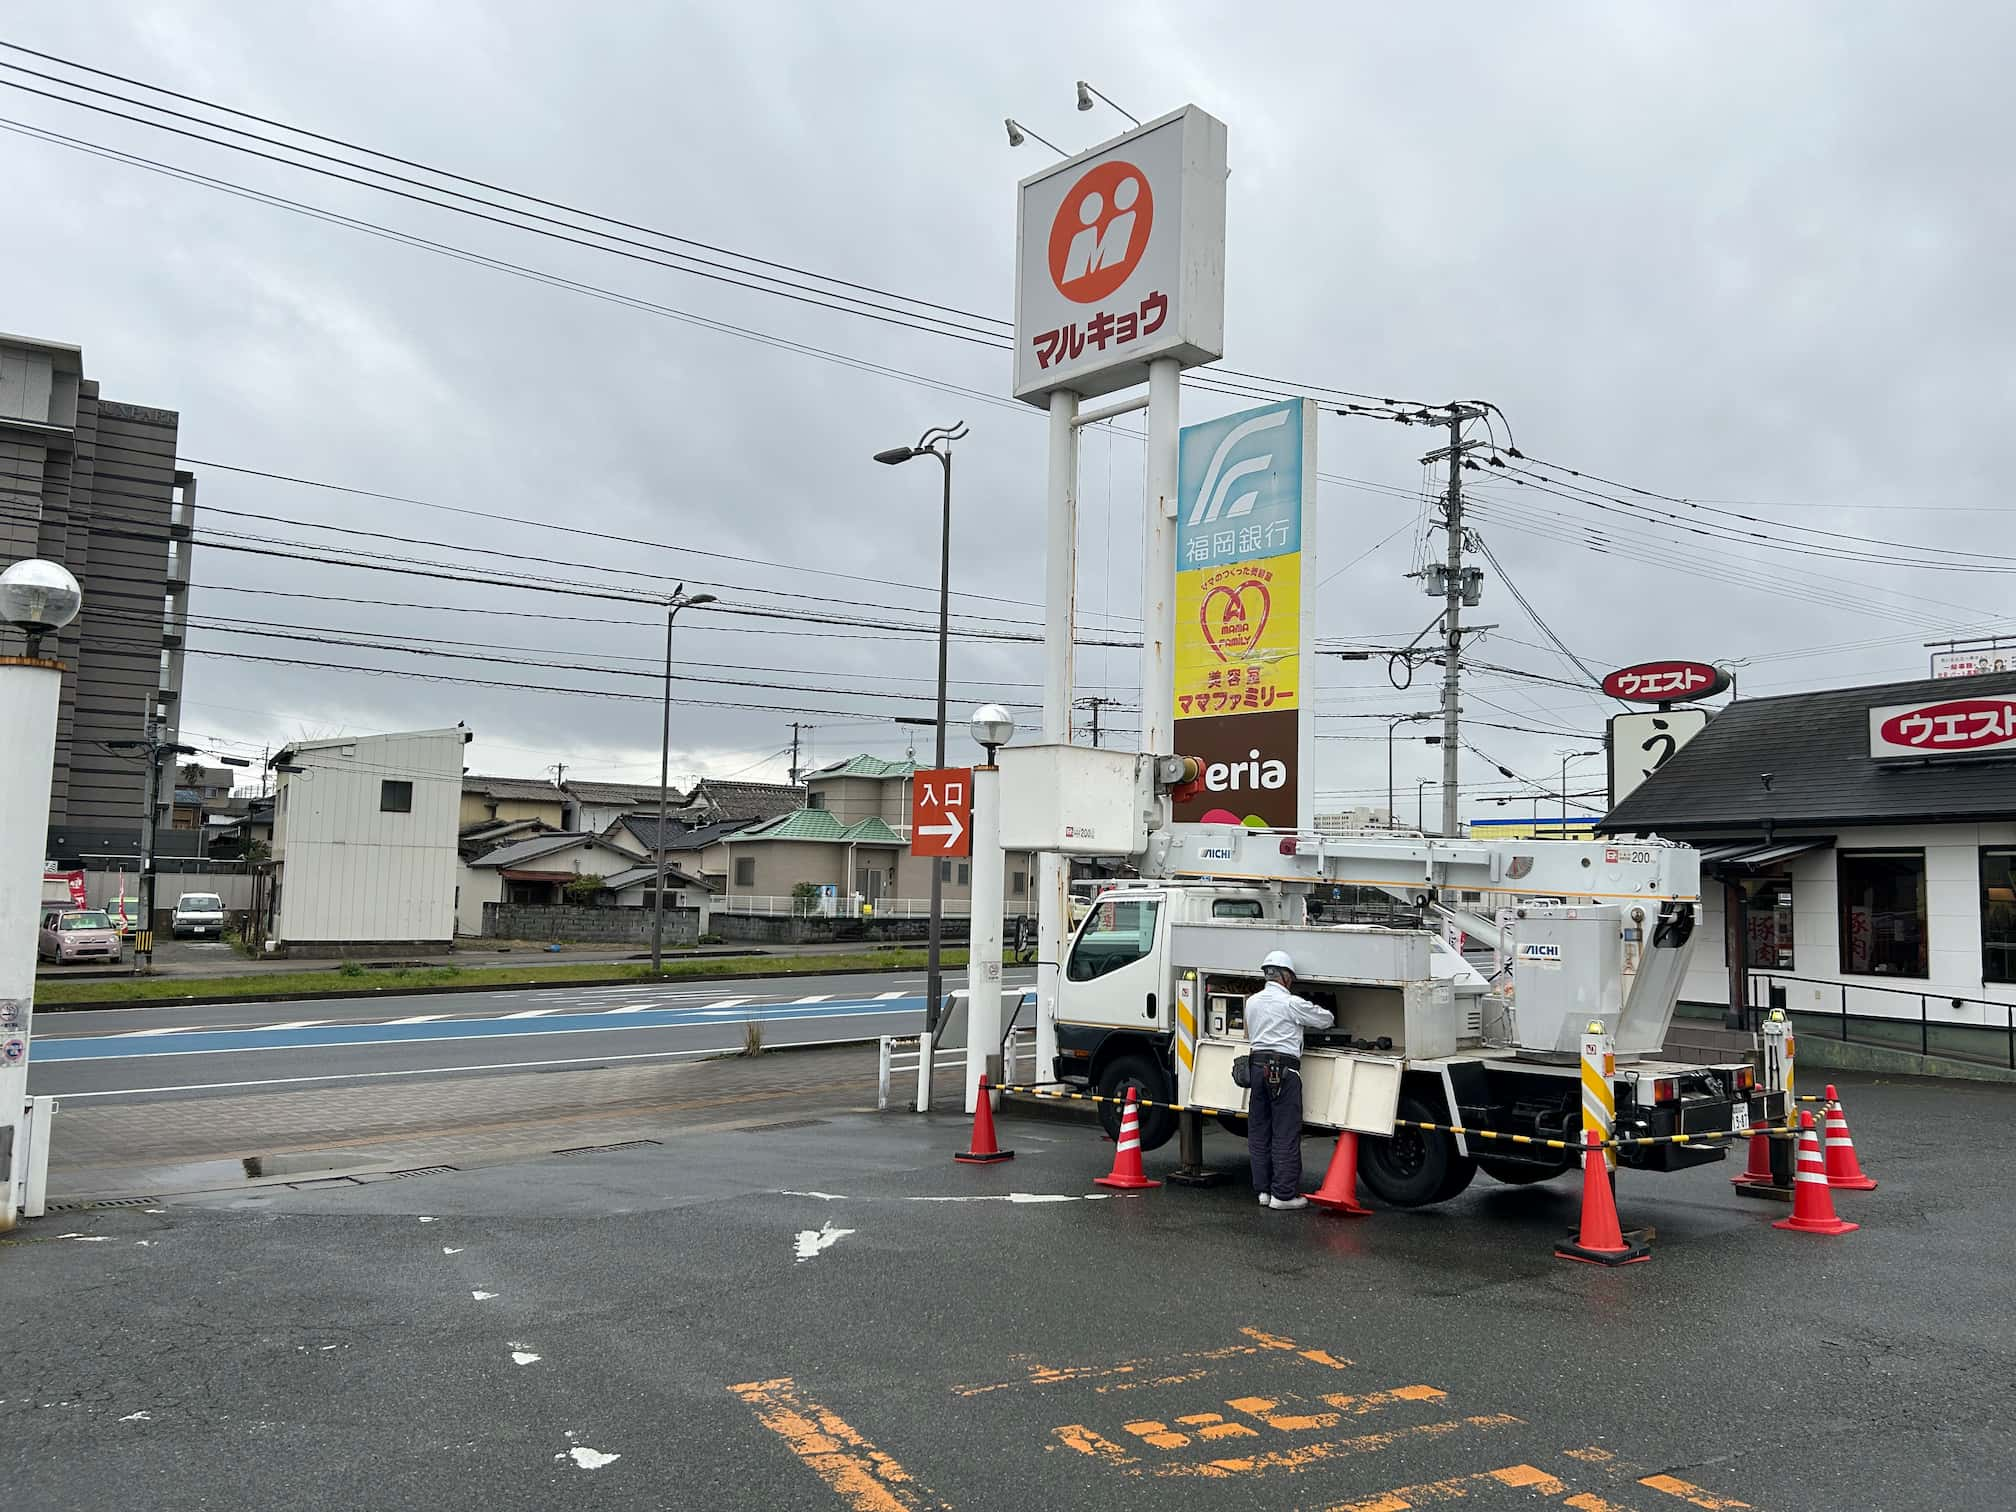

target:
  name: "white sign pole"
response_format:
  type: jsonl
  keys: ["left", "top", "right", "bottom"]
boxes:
{"left": 965, "top": 759, "right": 1005, "bottom": 1113}
{"left": 0, "top": 656, "right": 63, "bottom": 1232}
{"left": 1141, "top": 356, "right": 1182, "bottom": 756}
{"left": 1036, "top": 390, "right": 1079, "bottom": 1088}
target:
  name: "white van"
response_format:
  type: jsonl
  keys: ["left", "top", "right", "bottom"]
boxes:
{"left": 170, "top": 892, "right": 227, "bottom": 938}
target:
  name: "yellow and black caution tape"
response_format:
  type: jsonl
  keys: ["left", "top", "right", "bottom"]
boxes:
{"left": 996, "top": 1083, "right": 1795, "bottom": 1151}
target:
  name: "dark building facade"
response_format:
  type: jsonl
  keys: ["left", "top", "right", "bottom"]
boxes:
{"left": 0, "top": 333, "right": 194, "bottom": 863}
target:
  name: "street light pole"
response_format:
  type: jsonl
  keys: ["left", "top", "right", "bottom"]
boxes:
{"left": 876, "top": 423, "right": 967, "bottom": 1091}
{"left": 1416, "top": 778, "right": 1435, "bottom": 833}
{"left": 1558, "top": 750, "right": 1601, "bottom": 831}
{"left": 652, "top": 584, "right": 717, "bottom": 974}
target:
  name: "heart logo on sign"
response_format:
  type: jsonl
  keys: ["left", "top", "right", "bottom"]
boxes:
{"left": 1199, "top": 578, "right": 1271, "bottom": 663}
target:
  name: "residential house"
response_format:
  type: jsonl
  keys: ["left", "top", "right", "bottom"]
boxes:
{"left": 610, "top": 815, "right": 761, "bottom": 893}
{"left": 459, "top": 774, "right": 574, "bottom": 831}
{"left": 673, "top": 778, "right": 803, "bottom": 827}
{"left": 565, "top": 779, "right": 687, "bottom": 836}
{"left": 265, "top": 728, "right": 468, "bottom": 954}
{"left": 171, "top": 764, "right": 238, "bottom": 831}
{"left": 459, "top": 815, "right": 562, "bottom": 862}
{"left": 456, "top": 831, "right": 647, "bottom": 936}
{"left": 597, "top": 862, "right": 718, "bottom": 930}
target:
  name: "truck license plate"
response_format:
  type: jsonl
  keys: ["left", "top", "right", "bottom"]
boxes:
{"left": 1731, "top": 1103, "right": 1751, "bottom": 1134}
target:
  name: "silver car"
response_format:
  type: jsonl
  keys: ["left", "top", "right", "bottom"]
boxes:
{"left": 39, "top": 908, "right": 124, "bottom": 965}
{"left": 171, "top": 892, "right": 227, "bottom": 939}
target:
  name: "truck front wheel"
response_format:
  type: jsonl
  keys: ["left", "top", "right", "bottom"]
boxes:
{"left": 1096, "top": 1054, "right": 1177, "bottom": 1153}
{"left": 1360, "top": 1096, "right": 1477, "bottom": 1207}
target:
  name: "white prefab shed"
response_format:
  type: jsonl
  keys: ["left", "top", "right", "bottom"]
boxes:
{"left": 267, "top": 727, "right": 470, "bottom": 954}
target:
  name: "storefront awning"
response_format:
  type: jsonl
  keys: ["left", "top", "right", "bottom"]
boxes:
{"left": 1698, "top": 837, "right": 1833, "bottom": 873}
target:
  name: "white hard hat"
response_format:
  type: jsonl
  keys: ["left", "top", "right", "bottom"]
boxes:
{"left": 1262, "top": 949, "right": 1295, "bottom": 975}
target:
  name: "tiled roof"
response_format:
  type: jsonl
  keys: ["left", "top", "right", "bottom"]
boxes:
{"left": 600, "top": 863, "right": 716, "bottom": 893}
{"left": 467, "top": 833, "right": 638, "bottom": 869}
{"left": 807, "top": 754, "right": 915, "bottom": 781}
{"left": 566, "top": 779, "right": 688, "bottom": 806}
{"left": 617, "top": 815, "right": 758, "bottom": 852}
{"left": 733, "top": 810, "right": 904, "bottom": 845}
{"left": 682, "top": 779, "right": 805, "bottom": 822}
{"left": 1600, "top": 670, "right": 2016, "bottom": 833}
{"left": 463, "top": 773, "right": 568, "bottom": 802}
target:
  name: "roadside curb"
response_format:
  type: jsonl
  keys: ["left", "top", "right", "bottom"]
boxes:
{"left": 34, "top": 959, "right": 977, "bottom": 1014}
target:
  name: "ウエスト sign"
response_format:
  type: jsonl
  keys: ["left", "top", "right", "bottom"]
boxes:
{"left": 1600, "top": 660, "right": 1731, "bottom": 703}
{"left": 1013, "top": 105, "right": 1227, "bottom": 405}
{"left": 1869, "top": 698, "right": 2016, "bottom": 760}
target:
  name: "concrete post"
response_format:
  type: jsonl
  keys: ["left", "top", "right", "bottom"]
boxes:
{"left": 1139, "top": 357, "right": 1181, "bottom": 757}
{"left": 0, "top": 655, "right": 65, "bottom": 1231}
{"left": 965, "top": 760, "right": 1005, "bottom": 1113}
{"left": 1036, "top": 388, "right": 1079, "bottom": 1088}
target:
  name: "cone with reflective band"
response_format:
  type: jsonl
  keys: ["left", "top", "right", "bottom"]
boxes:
{"left": 1821, "top": 1085, "right": 1877, "bottom": 1191}
{"left": 1555, "top": 1129, "right": 1649, "bottom": 1266}
{"left": 1730, "top": 1129, "right": 1776, "bottom": 1190}
{"left": 1308, "top": 1130, "right": 1373, "bottom": 1216}
{"left": 1093, "top": 1086, "right": 1160, "bottom": 1190}
{"left": 953, "top": 1074, "right": 1013, "bottom": 1164}
{"left": 1773, "top": 1111, "right": 1857, "bottom": 1234}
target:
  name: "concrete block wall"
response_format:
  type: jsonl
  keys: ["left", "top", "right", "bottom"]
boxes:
{"left": 484, "top": 902, "right": 701, "bottom": 946}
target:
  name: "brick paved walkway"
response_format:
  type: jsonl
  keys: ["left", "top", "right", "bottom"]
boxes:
{"left": 46, "top": 1044, "right": 959, "bottom": 1201}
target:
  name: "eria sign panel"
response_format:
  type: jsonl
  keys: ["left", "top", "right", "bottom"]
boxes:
{"left": 1869, "top": 698, "right": 2016, "bottom": 760}
{"left": 1172, "top": 398, "right": 1316, "bottom": 830}
{"left": 1601, "top": 660, "right": 1731, "bottom": 704}
{"left": 1012, "top": 105, "right": 1227, "bottom": 405}
{"left": 1607, "top": 708, "right": 1711, "bottom": 806}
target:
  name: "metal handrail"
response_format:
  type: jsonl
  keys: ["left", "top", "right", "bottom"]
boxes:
{"left": 1744, "top": 969, "right": 2016, "bottom": 1070}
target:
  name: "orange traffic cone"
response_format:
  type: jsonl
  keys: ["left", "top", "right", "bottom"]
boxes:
{"left": 953, "top": 1074, "right": 1013, "bottom": 1164}
{"left": 1555, "top": 1130, "right": 1649, "bottom": 1266}
{"left": 1730, "top": 1130, "right": 1776, "bottom": 1191}
{"left": 1821, "top": 1085, "right": 1877, "bottom": 1191}
{"left": 1093, "top": 1086, "right": 1160, "bottom": 1190}
{"left": 1308, "top": 1131, "right": 1374, "bottom": 1217}
{"left": 1773, "top": 1111, "right": 1857, "bottom": 1235}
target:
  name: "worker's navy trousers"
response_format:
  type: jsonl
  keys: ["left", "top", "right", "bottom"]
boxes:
{"left": 1247, "top": 1069, "right": 1305, "bottom": 1202}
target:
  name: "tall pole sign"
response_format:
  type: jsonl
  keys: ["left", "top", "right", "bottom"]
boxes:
{"left": 1013, "top": 103, "right": 1228, "bottom": 1092}
{"left": 1170, "top": 399, "right": 1317, "bottom": 831}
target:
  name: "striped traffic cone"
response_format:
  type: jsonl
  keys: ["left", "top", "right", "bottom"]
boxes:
{"left": 1308, "top": 1131, "right": 1374, "bottom": 1216}
{"left": 953, "top": 1074, "right": 1013, "bottom": 1164}
{"left": 1773, "top": 1111, "right": 1857, "bottom": 1235}
{"left": 1555, "top": 1130, "right": 1649, "bottom": 1266}
{"left": 1730, "top": 1130, "right": 1777, "bottom": 1191}
{"left": 1093, "top": 1086, "right": 1160, "bottom": 1190}
{"left": 1821, "top": 1085, "right": 1877, "bottom": 1191}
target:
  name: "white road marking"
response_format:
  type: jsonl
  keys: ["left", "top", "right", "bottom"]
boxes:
{"left": 874, "top": 992, "right": 907, "bottom": 1001}
{"left": 511, "top": 1351, "right": 541, "bottom": 1366}
{"left": 418, "top": 1216, "right": 437, "bottom": 1224}
{"left": 386, "top": 1014, "right": 446, "bottom": 1025}
{"left": 471, "top": 1290, "right": 497, "bottom": 1301}
{"left": 117, "top": 1027, "right": 191, "bottom": 1037}
{"left": 119, "top": 1411, "right": 152, "bottom": 1422}
{"left": 58, "top": 1233, "right": 113, "bottom": 1241}
{"left": 264, "top": 1020, "right": 328, "bottom": 1030}
{"left": 907, "top": 1193, "right": 1114, "bottom": 1204}
{"left": 442, "top": 1247, "right": 463, "bottom": 1255}
{"left": 778, "top": 1190, "right": 849, "bottom": 1201}
{"left": 791, "top": 995, "right": 833, "bottom": 1004}
{"left": 793, "top": 1221, "right": 855, "bottom": 1263}
{"left": 700, "top": 997, "right": 752, "bottom": 1010}
{"left": 503, "top": 1008, "right": 560, "bottom": 1019}
{"left": 560, "top": 1447, "right": 619, "bottom": 1470}
{"left": 607, "top": 1004, "right": 656, "bottom": 1014}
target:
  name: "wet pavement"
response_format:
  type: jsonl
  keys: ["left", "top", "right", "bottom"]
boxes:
{"left": 4, "top": 1071, "right": 2009, "bottom": 1511}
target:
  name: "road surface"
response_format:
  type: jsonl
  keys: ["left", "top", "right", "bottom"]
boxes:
{"left": 28, "top": 967, "right": 1039, "bottom": 1103}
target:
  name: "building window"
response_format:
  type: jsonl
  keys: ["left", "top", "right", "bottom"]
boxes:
{"left": 1011, "top": 870, "right": 1026, "bottom": 896}
{"left": 733, "top": 857, "right": 756, "bottom": 888}
{"left": 807, "top": 791, "right": 826, "bottom": 809}
{"left": 380, "top": 779, "right": 413, "bottom": 813}
{"left": 939, "top": 859, "right": 952, "bottom": 883}
{"left": 1838, "top": 850, "right": 1927, "bottom": 978}
{"left": 957, "top": 863, "right": 970, "bottom": 886}
{"left": 1736, "top": 873, "right": 1796, "bottom": 970}
{"left": 1982, "top": 849, "right": 2016, "bottom": 984}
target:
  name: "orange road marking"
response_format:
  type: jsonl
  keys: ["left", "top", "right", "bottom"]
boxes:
{"left": 1239, "top": 1325, "right": 1352, "bottom": 1369}
{"left": 1141, "top": 1412, "right": 1522, "bottom": 1480}
{"left": 1327, "top": 1462, "right": 1571, "bottom": 1510}
{"left": 729, "top": 1376, "right": 949, "bottom": 1511}
{"left": 1050, "top": 1424, "right": 1137, "bottom": 1464}
{"left": 1639, "top": 1474, "right": 1751, "bottom": 1509}
{"left": 1175, "top": 1412, "right": 1259, "bottom": 1441}
{"left": 1323, "top": 1385, "right": 1450, "bottom": 1415}
{"left": 1122, "top": 1419, "right": 1191, "bottom": 1450}
{"left": 954, "top": 1342, "right": 1268, "bottom": 1397}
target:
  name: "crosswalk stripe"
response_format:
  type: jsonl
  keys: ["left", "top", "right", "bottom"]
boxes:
{"left": 608, "top": 1004, "right": 656, "bottom": 1014}
{"left": 874, "top": 991, "right": 907, "bottom": 1001}
{"left": 265, "top": 1020, "right": 328, "bottom": 1031}
{"left": 118, "top": 1026, "right": 192, "bottom": 1037}
{"left": 504, "top": 1008, "right": 560, "bottom": 1019}
{"left": 702, "top": 998, "right": 752, "bottom": 1011}
{"left": 792, "top": 994, "right": 833, "bottom": 1004}
{"left": 385, "top": 1014, "right": 447, "bottom": 1025}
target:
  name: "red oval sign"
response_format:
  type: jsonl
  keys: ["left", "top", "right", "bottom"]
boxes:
{"left": 1878, "top": 699, "right": 2016, "bottom": 752}
{"left": 1601, "top": 660, "right": 1730, "bottom": 703}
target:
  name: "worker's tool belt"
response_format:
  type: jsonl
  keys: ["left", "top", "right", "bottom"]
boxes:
{"left": 1251, "top": 1050, "right": 1300, "bottom": 1090}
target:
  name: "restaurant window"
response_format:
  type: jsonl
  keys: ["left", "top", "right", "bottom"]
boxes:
{"left": 1982, "top": 849, "right": 2016, "bottom": 984}
{"left": 1838, "top": 850, "right": 1927, "bottom": 978}
{"left": 1736, "top": 873, "right": 1796, "bottom": 970}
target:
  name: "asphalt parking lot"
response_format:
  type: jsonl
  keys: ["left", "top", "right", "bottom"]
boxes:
{"left": 4, "top": 1071, "right": 2010, "bottom": 1511}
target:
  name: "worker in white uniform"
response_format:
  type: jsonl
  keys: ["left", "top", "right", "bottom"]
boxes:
{"left": 1245, "top": 950, "right": 1334, "bottom": 1209}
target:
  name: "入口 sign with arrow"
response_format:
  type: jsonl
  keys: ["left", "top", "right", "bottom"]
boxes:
{"left": 911, "top": 767, "right": 972, "bottom": 858}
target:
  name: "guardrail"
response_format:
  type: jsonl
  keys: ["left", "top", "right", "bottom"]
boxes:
{"left": 1745, "top": 970, "right": 2016, "bottom": 1070}
{"left": 876, "top": 992, "right": 1038, "bottom": 1110}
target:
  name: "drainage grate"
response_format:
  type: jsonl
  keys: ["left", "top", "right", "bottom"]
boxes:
{"left": 740, "top": 1118, "right": 829, "bottom": 1134}
{"left": 44, "top": 1196, "right": 162, "bottom": 1213}
{"left": 384, "top": 1166, "right": 459, "bottom": 1180}
{"left": 551, "top": 1138, "right": 663, "bottom": 1157}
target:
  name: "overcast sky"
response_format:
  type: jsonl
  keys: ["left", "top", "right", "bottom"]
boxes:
{"left": 7, "top": 4, "right": 2010, "bottom": 821}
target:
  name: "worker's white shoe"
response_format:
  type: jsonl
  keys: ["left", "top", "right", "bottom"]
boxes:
{"left": 1256, "top": 1192, "right": 1273, "bottom": 1207}
{"left": 1270, "top": 1195, "right": 1310, "bottom": 1211}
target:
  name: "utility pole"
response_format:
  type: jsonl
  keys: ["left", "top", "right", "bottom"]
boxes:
{"left": 787, "top": 722, "right": 803, "bottom": 785}
{"left": 1423, "top": 405, "right": 1486, "bottom": 839}
{"left": 1074, "top": 695, "right": 1118, "bottom": 748}
{"left": 109, "top": 715, "right": 196, "bottom": 969}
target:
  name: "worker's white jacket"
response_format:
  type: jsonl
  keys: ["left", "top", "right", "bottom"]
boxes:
{"left": 1243, "top": 981, "right": 1334, "bottom": 1058}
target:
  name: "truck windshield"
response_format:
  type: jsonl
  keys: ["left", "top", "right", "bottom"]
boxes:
{"left": 181, "top": 896, "right": 223, "bottom": 911}
{"left": 1066, "top": 898, "right": 1159, "bottom": 981}
{"left": 62, "top": 911, "right": 113, "bottom": 930}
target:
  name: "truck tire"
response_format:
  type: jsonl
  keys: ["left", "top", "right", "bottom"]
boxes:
{"left": 1360, "top": 1096, "right": 1477, "bottom": 1208}
{"left": 1096, "top": 1055, "right": 1177, "bottom": 1153}
{"left": 1476, "top": 1154, "right": 1574, "bottom": 1186}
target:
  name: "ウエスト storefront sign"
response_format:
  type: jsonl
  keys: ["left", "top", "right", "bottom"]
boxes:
{"left": 1869, "top": 698, "right": 2016, "bottom": 760}
{"left": 1600, "top": 661, "right": 1731, "bottom": 703}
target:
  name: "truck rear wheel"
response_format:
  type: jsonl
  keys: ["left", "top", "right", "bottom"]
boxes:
{"left": 1360, "top": 1096, "right": 1477, "bottom": 1208}
{"left": 1096, "top": 1054, "right": 1176, "bottom": 1153}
